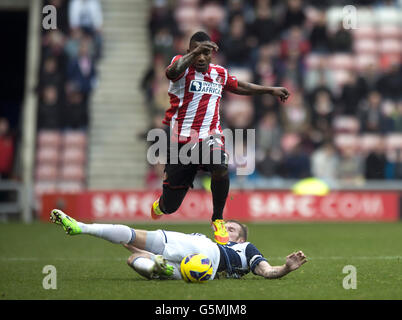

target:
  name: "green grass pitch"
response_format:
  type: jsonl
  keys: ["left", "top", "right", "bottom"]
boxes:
{"left": 1, "top": 221, "right": 401, "bottom": 300}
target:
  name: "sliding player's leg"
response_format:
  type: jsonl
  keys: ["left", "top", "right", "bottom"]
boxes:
{"left": 124, "top": 244, "right": 174, "bottom": 279}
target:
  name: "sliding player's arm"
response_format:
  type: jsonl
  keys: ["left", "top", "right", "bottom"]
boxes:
{"left": 254, "top": 251, "right": 307, "bottom": 279}
{"left": 229, "top": 80, "right": 290, "bottom": 102}
{"left": 166, "top": 41, "right": 219, "bottom": 80}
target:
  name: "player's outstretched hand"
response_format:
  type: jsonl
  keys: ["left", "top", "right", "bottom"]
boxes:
{"left": 272, "top": 87, "right": 290, "bottom": 102}
{"left": 285, "top": 250, "right": 307, "bottom": 271}
{"left": 193, "top": 41, "right": 219, "bottom": 54}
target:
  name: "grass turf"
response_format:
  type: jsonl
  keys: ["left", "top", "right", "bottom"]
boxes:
{"left": 0, "top": 221, "right": 401, "bottom": 300}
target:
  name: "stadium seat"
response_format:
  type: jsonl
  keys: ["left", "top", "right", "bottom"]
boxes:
{"left": 59, "top": 164, "right": 85, "bottom": 181}
{"left": 174, "top": 6, "right": 200, "bottom": 33}
{"left": 62, "top": 131, "right": 87, "bottom": 149}
{"left": 37, "top": 130, "right": 62, "bottom": 148}
{"left": 36, "top": 147, "right": 60, "bottom": 165}
{"left": 34, "top": 181, "right": 57, "bottom": 195}
{"left": 328, "top": 54, "right": 355, "bottom": 71}
{"left": 305, "top": 54, "right": 327, "bottom": 70}
{"left": 354, "top": 54, "right": 378, "bottom": 72}
{"left": 384, "top": 134, "right": 402, "bottom": 161}
{"left": 354, "top": 39, "right": 378, "bottom": 55}
{"left": 378, "top": 25, "right": 401, "bottom": 40}
{"left": 378, "top": 39, "right": 402, "bottom": 55}
{"left": 352, "top": 26, "right": 377, "bottom": 40}
{"left": 332, "top": 70, "right": 350, "bottom": 89}
{"left": 35, "top": 164, "right": 58, "bottom": 181}
{"left": 333, "top": 116, "right": 360, "bottom": 134}
{"left": 57, "top": 181, "right": 85, "bottom": 193}
{"left": 359, "top": 134, "right": 383, "bottom": 155}
{"left": 334, "top": 133, "right": 359, "bottom": 152}
{"left": 61, "top": 147, "right": 86, "bottom": 165}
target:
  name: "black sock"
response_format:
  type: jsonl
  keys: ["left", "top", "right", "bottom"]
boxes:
{"left": 210, "top": 174, "right": 229, "bottom": 221}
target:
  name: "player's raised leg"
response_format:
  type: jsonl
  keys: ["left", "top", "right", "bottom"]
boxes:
{"left": 50, "top": 209, "right": 136, "bottom": 244}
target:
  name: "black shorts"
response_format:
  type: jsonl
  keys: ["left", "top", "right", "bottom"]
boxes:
{"left": 164, "top": 134, "right": 228, "bottom": 189}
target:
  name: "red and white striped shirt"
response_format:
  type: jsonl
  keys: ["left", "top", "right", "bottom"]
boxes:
{"left": 163, "top": 55, "right": 238, "bottom": 142}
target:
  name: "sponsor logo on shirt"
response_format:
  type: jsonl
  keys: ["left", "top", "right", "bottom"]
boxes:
{"left": 189, "top": 80, "right": 222, "bottom": 96}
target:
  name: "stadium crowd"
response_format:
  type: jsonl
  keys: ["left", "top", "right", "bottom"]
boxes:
{"left": 34, "top": 0, "right": 103, "bottom": 194}
{"left": 144, "top": 0, "right": 402, "bottom": 188}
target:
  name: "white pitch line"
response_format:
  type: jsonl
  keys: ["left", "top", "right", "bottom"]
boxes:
{"left": 0, "top": 256, "right": 401, "bottom": 262}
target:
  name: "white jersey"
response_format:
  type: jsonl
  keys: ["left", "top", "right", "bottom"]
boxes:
{"left": 159, "top": 230, "right": 221, "bottom": 280}
{"left": 163, "top": 55, "right": 238, "bottom": 141}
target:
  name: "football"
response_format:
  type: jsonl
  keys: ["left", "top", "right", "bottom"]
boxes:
{"left": 180, "top": 254, "right": 213, "bottom": 283}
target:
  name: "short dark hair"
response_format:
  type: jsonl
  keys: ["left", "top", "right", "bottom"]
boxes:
{"left": 226, "top": 220, "right": 248, "bottom": 241}
{"left": 190, "top": 31, "right": 211, "bottom": 45}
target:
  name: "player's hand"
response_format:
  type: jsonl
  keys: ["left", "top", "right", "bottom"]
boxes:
{"left": 271, "top": 87, "right": 290, "bottom": 102}
{"left": 193, "top": 41, "right": 219, "bottom": 55}
{"left": 285, "top": 251, "right": 307, "bottom": 271}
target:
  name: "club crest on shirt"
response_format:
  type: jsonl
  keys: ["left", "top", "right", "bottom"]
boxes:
{"left": 216, "top": 75, "right": 224, "bottom": 85}
{"left": 189, "top": 80, "right": 222, "bottom": 97}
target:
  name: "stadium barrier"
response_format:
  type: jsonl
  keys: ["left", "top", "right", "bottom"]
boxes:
{"left": 40, "top": 190, "right": 401, "bottom": 222}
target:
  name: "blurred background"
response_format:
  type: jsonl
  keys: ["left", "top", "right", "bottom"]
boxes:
{"left": 0, "top": 0, "right": 402, "bottom": 223}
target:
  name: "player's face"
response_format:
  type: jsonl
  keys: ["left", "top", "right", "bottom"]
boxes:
{"left": 189, "top": 41, "right": 212, "bottom": 72}
{"left": 226, "top": 222, "right": 244, "bottom": 243}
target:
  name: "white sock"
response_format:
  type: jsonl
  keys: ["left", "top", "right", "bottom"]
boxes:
{"left": 130, "top": 257, "right": 155, "bottom": 279}
{"left": 77, "top": 223, "right": 135, "bottom": 244}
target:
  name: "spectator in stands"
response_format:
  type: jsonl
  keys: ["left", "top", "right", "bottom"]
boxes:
{"left": 358, "top": 91, "right": 392, "bottom": 133}
{"left": 280, "top": 0, "right": 306, "bottom": 32}
{"left": 148, "top": 0, "right": 178, "bottom": 39}
{"left": 37, "top": 85, "right": 61, "bottom": 129}
{"left": 248, "top": 0, "right": 278, "bottom": 46}
{"left": 41, "top": 30, "right": 68, "bottom": 71}
{"left": 62, "top": 85, "right": 88, "bottom": 129}
{"left": 330, "top": 21, "right": 353, "bottom": 52}
{"left": 280, "top": 91, "right": 311, "bottom": 134}
{"left": 152, "top": 27, "right": 175, "bottom": 64}
{"left": 375, "top": 62, "right": 402, "bottom": 101}
{"left": 364, "top": 139, "right": 387, "bottom": 180}
{"left": 311, "top": 142, "right": 339, "bottom": 184}
{"left": 308, "top": 10, "right": 330, "bottom": 53}
{"left": 0, "top": 118, "right": 14, "bottom": 179}
{"left": 69, "top": 0, "right": 103, "bottom": 58}
{"left": 280, "top": 26, "right": 310, "bottom": 60}
{"left": 256, "top": 112, "right": 282, "bottom": 153}
{"left": 279, "top": 138, "right": 311, "bottom": 179}
{"left": 339, "top": 71, "right": 368, "bottom": 116}
{"left": 69, "top": 0, "right": 103, "bottom": 33}
{"left": 392, "top": 100, "right": 402, "bottom": 132}
{"left": 337, "top": 146, "right": 364, "bottom": 185}
{"left": 221, "top": 14, "right": 252, "bottom": 67}
{"left": 311, "top": 90, "right": 334, "bottom": 142}
{"left": 38, "top": 56, "right": 64, "bottom": 96}
{"left": 66, "top": 38, "right": 97, "bottom": 105}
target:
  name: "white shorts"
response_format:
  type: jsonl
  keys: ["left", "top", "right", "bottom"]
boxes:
{"left": 147, "top": 230, "right": 221, "bottom": 280}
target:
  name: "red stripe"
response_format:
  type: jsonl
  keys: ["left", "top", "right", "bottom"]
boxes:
{"left": 163, "top": 93, "right": 180, "bottom": 125}
{"left": 209, "top": 66, "right": 226, "bottom": 134}
{"left": 176, "top": 67, "right": 195, "bottom": 136}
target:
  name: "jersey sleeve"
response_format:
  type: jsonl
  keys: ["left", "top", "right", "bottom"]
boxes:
{"left": 245, "top": 243, "right": 268, "bottom": 275}
{"left": 165, "top": 55, "right": 184, "bottom": 82}
{"left": 224, "top": 72, "right": 238, "bottom": 91}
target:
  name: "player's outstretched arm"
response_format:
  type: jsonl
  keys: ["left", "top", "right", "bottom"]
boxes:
{"left": 166, "top": 41, "right": 219, "bottom": 80}
{"left": 229, "top": 80, "right": 290, "bottom": 102}
{"left": 254, "top": 251, "right": 307, "bottom": 279}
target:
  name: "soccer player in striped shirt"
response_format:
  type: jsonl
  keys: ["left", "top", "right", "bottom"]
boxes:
{"left": 151, "top": 31, "right": 290, "bottom": 245}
